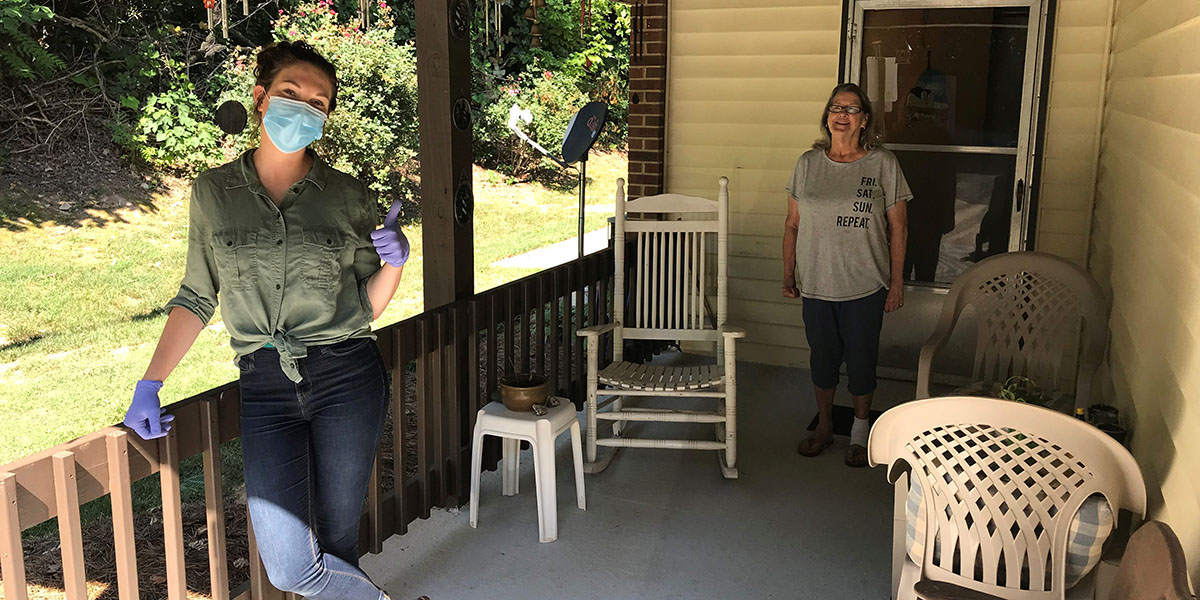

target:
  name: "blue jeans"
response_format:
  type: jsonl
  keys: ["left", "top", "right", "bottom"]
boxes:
{"left": 238, "top": 337, "right": 389, "bottom": 600}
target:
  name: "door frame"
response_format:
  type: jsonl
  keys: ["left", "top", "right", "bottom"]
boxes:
{"left": 842, "top": 0, "right": 1052, "bottom": 255}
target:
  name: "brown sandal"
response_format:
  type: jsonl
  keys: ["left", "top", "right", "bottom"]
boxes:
{"left": 797, "top": 436, "right": 834, "bottom": 457}
{"left": 844, "top": 444, "right": 868, "bottom": 468}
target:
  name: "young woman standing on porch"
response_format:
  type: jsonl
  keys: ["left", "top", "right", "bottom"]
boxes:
{"left": 782, "top": 83, "right": 911, "bottom": 468}
{"left": 121, "top": 41, "right": 408, "bottom": 600}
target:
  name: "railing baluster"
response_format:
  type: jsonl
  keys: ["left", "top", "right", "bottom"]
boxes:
{"left": 0, "top": 472, "right": 27, "bottom": 600}
{"left": 416, "top": 317, "right": 431, "bottom": 517}
{"left": 446, "top": 307, "right": 462, "bottom": 506}
{"left": 51, "top": 452, "right": 85, "bottom": 600}
{"left": 469, "top": 298, "right": 482, "bottom": 418}
{"left": 487, "top": 294, "right": 498, "bottom": 400}
{"left": 159, "top": 429, "right": 187, "bottom": 600}
{"left": 536, "top": 274, "right": 547, "bottom": 378}
{"left": 432, "top": 311, "right": 447, "bottom": 505}
{"left": 504, "top": 287, "right": 515, "bottom": 378}
{"left": 106, "top": 431, "right": 139, "bottom": 600}
{"left": 521, "top": 280, "right": 531, "bottom": 374}
{"left": 588, "top": 255, "right": 600, "bottom": 329}
{"left": 201, "top": 397, "right": 231, "bottom": 600}
{"left": 394, "top": 324, "right": 412, "bottom": 535}
{"left": 551, "top": 268, "right": 562, "bottom": 395}
{"left": 368, "top": 451, "right": 383, "bottom": 553}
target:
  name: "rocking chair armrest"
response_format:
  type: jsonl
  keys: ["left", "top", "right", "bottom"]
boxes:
{"left": 719, "top": 325, "right": 747, "bottom": 339}
{"left": 576, "top": 322, "right": 620, "bottom": 338}
{"left": 913, "top": 580, "right": 1005, "bottom": 600}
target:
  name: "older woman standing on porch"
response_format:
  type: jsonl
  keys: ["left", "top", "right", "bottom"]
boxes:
{"left": 782, "top": 83, "right": 911, "bottom": 468}
{"left": 120, "top": 41, "right": 408, "bottom": 600}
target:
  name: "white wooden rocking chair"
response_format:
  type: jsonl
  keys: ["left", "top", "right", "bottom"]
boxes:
{"left": 576, "top": 176, "right": 745, "bottom": 479}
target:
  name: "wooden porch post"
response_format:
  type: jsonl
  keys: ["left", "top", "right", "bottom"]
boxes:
{"left": 416, "top": 0, "right": 474, "bottom": 309}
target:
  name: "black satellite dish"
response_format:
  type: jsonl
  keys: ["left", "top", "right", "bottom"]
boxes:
{"left": 215, "top": 100, "right": 248, "bottom": 135}
{"left": 508, "top": 101, "right": 611, "bottom": 258}
{"left": 561, "top": 101, "right": 608, "bottom": 164}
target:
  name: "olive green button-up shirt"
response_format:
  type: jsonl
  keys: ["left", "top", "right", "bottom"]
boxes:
{"left": 165, "top": 149, "right": 383, "bottom": 382}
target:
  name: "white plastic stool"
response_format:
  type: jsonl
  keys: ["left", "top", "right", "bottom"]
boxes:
{"left": 469, "top": 397, "right": 585, "bottom": 543}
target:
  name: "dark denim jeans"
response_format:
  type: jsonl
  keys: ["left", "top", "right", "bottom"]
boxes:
{"left": 238, "top": 337, "right": 389, "bottom": 600}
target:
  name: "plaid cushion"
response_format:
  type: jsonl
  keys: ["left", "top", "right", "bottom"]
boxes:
{"left": 904, "top": 475, "right": 1113, "bottom": 588}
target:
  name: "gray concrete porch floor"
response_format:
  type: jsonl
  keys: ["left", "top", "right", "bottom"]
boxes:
{"left": 361, "top": 356, "right": 918, "bottom": 600}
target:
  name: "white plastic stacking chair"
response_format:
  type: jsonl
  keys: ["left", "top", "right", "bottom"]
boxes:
{"left": 468, "top": 398, "right": 585, "bottom": 543}
{"left": 917, "top": 252, "right": 1109, "bottom": 411}
{"left": 577, "top": 177, "right": 745, "bottom": 479}
{"left": 868, "top": 396, "right": 1146, "bottom": 600}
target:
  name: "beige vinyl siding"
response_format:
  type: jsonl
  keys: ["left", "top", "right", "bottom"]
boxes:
{"left": 1088, "top": 0, "right": 1200, "bottom": 583}
{"left": 1035, "top": 0, "right": 1112, "bottom": 261}
{"left": 665, "top": 0, "right": 842, "bottom": 366}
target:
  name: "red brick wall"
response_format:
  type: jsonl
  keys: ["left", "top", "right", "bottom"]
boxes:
{"left": 626, "top": 0, "right": 668, "bottom": 199}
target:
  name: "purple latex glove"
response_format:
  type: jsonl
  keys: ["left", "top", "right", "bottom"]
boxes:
{"left": 370, "top": 202, "right": 410, "bottom": 267}
{"left": 123, "top": 380, "right": 175, "bottom": 440}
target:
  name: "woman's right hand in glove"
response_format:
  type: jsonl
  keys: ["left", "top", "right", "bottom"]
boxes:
{"left": 123, "top": 380, "right": 175, "bottom": 439}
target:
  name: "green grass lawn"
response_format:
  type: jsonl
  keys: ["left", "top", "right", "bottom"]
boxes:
{"left": 0, "top": 151, "right": 624, "bottom": 465}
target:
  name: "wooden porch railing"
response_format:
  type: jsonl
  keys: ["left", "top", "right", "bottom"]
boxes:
{"left": 0, "top": 249, "right": 618, "bottom": 600}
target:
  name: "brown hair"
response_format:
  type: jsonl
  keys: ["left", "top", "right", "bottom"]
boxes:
{"left": 254, "top": 41, "right": 339, "bottom": 113}
{"left": 812, "top": 82, "right": 880, "bottom": 150}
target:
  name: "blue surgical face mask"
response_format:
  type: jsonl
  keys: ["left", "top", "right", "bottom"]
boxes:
{"left": 262, "top": 96, "right": 327, "bottom": 154}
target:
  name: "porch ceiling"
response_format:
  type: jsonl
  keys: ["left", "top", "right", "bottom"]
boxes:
{"left": 361, "top": 356, "right": 917, "bottom": 599}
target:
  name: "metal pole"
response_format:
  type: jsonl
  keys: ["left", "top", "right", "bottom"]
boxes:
{"left": 578, "top": 159, "right": 587, "bottom": 258}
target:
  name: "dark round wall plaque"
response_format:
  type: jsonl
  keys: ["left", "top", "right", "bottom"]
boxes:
{"left": 454, "top": 174, "right": 473, "bottom": 225}
{"left": 451, "top": 0, "right": 471, "bottom": 39}
{"left": 453, "top": 97, "right": 472, "bottom": 131}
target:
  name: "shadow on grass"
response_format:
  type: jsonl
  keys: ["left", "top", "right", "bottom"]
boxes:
{"left": 0, "top": 148, "right": 164, "bottom": 232}
{"left": 130, "top": 307, "right": 171, "bottom": 322}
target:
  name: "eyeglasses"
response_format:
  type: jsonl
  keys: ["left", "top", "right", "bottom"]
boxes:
{"left": 828, "top": 105, "right": 863, "bottom": 114}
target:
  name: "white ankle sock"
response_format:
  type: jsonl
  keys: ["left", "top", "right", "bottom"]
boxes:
{"left": 850, "top": 417, "right": 870, "bottom": 447}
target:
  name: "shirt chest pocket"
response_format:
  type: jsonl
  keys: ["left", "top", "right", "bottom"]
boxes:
{"left": 301, "top": 228, "right": 346, "bottom": 290}
{"left": 212, "top": 229, "right": 258, "bottom": 291}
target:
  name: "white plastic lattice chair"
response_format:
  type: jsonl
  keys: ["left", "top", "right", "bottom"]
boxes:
{"left": 468, "top": 398, "right": 585, "bottom": 543}
{"left": 576, "top": 177, "right": 745, "bottom": 479}
{"left": 917, "top": 252, "right": 1109, "bottom": 411}
{"left": 868, "top": 396, "right": 1146, "bottom": 600}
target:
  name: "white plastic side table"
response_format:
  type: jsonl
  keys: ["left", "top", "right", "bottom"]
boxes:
{"left": 468, "top": 398, "right": 585, "bottom": 543}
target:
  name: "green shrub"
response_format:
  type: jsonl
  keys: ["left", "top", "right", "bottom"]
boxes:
{"left": 474, "top": 70, "right": 589, "bottom": 177}
{"left": 217, "top": 0, "right": 420, "bottom": 216}
{"left": 119, "top": 69, "right": 224, "bottom": 175}
{"left": 470, "top": 0, "right": 629, "bottom": 177}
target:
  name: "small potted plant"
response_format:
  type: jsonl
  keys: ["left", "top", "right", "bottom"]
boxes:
{"left": 998, "top": 376, "right": 1052, "bottom": 408}
{"left": 498, "top": 373, "right": 551, "bottom": 412}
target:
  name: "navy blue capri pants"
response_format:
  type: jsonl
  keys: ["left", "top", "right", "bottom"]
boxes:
{"left": 801, "top": 287, "right": 887, "bottom": 396}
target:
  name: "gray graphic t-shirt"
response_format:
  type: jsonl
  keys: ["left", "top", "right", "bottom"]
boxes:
{"left": 786, "top": 147, "right": 912, "bottom": 301}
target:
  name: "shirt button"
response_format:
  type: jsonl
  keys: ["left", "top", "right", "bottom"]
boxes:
{"left": 276, "top": 284, "right": 281, "bottom": 290}
{"left": 276, "top": 240, "right": 283, "bottom": 245}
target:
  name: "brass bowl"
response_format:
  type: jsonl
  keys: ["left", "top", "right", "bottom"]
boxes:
{"left": 499, "top": 374, "right": 550, "bottom": 412}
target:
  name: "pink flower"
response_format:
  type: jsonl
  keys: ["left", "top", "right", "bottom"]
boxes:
{"left": 278, "top": 9, "right": 284, "bottom": 14}
{"left": 298, "top": 10, "right": 306, "bottom": 15}
{"left": 330, "top": 10, "right": 336, "bottom": 15}
{"left": 289, "top": 29, "right": 297, "bottom": 36}
{"left": 543, "top": 70, "right": 552, "bottom": 80}
{"left": 507, "top": 88, "right": 518, "bottom": 97}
